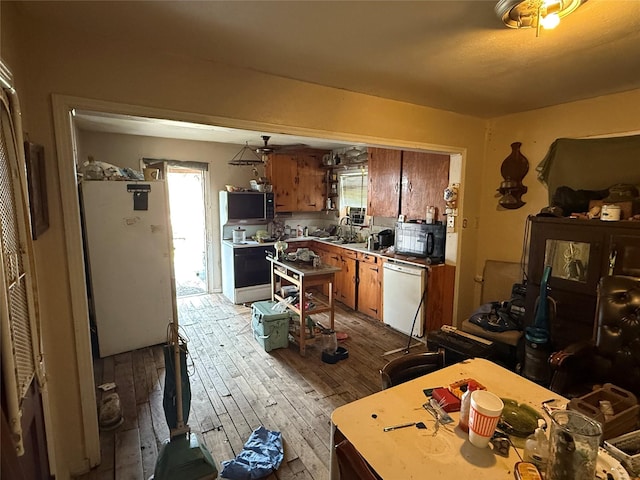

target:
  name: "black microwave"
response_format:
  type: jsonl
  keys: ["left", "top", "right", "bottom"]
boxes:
{"left": 220, "top": 191, "right": 275, "bottom": 223}
{"left": 394, "top": 222, "right": 446, "bottom": 263}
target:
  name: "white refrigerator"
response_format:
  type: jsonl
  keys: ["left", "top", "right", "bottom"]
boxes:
{"left": 81, "top": 180, "right": 174, "bottom": 357}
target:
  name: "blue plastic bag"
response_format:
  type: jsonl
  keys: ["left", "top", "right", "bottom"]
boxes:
{"left": 220, "top": 426, "right": 284, "bottom": 480}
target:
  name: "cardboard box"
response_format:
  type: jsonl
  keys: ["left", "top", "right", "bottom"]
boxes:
{"left": 568, "top": 383, "right": 639, "bottom": 440}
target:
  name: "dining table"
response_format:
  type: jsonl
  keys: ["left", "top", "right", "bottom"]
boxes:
{"left": 330, "top": 358, "right": 569, "bottom": 479}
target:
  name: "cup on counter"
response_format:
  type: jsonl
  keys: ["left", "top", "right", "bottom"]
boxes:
{"left": 468, "top": 390, "right": 504, "bottom": 448}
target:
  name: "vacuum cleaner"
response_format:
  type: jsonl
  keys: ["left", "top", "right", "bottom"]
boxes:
{"left": 153, "top": 208, "right": 217, "bottom": 480}
{"left": 523, "top": 265, "right": 553, "bottom": 385}
{"left": 153, "top": 322, "right": 217, "bottom": 480}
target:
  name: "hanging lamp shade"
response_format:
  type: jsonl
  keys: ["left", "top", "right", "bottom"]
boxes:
{"left": 228, "top": 142, "right": 263, "bottom": 166}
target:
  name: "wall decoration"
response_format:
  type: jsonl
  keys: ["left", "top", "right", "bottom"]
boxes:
{"left": 497, "top": 142, "right": 529, "bottom": 209}
{"left": 24, "top": 141, "right": 49, "bottom": 239}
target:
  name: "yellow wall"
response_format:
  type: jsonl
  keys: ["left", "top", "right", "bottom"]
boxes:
{"left": 2, "top": 5, "right": 486, "bottom": 477}
{"left": 478, "top": 91, "right": 640, "bottom": 288}
{"left": 3, "top": 2, "right": 640, "bottom": 477}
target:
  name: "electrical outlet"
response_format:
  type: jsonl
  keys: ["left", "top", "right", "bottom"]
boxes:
{"left": 447, "top": 215, "right": 455, "bottom": 229}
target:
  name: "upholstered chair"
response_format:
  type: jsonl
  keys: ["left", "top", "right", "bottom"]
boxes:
{"left": 549, "top": 275, "right": 640, "bottom": 398}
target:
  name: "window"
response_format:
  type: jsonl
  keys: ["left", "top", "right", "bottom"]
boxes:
{"left": 339, "top": 168, "right": 368, "bottom": 224}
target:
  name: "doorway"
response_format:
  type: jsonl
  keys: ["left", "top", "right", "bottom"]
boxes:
{"left": 166, "top": 165, "right": 209, "bottom": 297}
{"left": 52, "top": 95, "right": 467, "bottom": 469}
{"left": 141, "top": 158, "right": 210, "bottom": 298}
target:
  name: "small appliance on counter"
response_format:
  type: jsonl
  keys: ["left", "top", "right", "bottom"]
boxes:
{"left": 232, "top": 227, "right": 246, "bottom": 244}
{"left": 377, "top": 229, "right": 395, "bottom": 248}
{"left": 394, "top": 221, "right": 446, "bottom": 263}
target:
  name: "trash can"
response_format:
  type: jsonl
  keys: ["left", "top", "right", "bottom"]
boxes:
{"left": 251, "top": 301, "right": 291, "bottom": 352}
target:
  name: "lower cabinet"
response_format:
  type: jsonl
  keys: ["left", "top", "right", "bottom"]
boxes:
{"left": 314, "top": 243, "right": 338, "bottom": 298}
{"left": 424, "top": 264, "right": 456, "bottom": 332}
{"left": 313, "top": 242, "right": 357, "bottom": 311}
{"left": 337, "top": 250, "right": 357, "bottom": 310}
{"left": 312, "top": 241, "right": 453, "bottom": 327}
{"left": 357, "top": 252, "right": 382, "bottom": 320}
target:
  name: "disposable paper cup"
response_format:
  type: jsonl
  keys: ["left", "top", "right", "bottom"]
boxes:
{"left": 468, "top": 390, "right": 504, "bottom": 448}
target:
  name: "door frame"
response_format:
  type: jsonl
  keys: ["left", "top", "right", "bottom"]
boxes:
{"left": 51, "top": 94, "right": 466, "bottom": 468}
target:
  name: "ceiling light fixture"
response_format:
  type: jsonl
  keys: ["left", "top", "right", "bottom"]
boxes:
{"left": 495, "top": 0, "right": 585, "bottom": 35}
{"left": 228, "top": 141, "right": 263, "bottom": 166}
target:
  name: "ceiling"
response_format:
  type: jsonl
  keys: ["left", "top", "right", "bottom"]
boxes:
{"left": 16, "top": 1, "right": 640, "bottom": 147}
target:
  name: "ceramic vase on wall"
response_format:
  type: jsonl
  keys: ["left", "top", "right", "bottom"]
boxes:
{"left": 497, "top": 142, "right": 529, "bottom": 209}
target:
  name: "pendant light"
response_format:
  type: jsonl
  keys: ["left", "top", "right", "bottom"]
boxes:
{"left": 228, "top": 141, "right": 263, "bottom": 166}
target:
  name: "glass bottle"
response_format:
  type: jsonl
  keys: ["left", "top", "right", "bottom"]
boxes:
{"left": 458, "top": 384, "right": 472, "bottom": 433}
{"left": 524, "top": 421, "right": 549, "bottom": 474}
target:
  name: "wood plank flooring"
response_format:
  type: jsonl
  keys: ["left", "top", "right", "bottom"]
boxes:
{"left": 76, "top": 293, "right": 423, "bottom": 480}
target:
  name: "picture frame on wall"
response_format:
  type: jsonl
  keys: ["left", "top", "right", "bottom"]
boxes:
{"left": 24, "top": 141, "right": 49, "bottom": 239}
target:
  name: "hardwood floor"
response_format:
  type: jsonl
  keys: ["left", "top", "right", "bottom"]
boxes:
{"left": 77, "top": 293, "right": 422, "bottom": 480}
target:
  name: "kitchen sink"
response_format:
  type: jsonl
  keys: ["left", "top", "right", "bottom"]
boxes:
{"left": 329, "top": 238, "right": 357, "bottom": 244}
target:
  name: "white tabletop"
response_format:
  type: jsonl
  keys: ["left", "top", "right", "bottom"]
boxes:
{"left": 331, "top": 358, "right": 566, "bottom": 479}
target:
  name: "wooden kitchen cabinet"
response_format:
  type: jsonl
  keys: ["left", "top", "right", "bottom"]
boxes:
{"left": 367, "top": 147, "right": 450, "bottom": 221}
{"left": 314, "top": 241, "right": 454, "bottom": 325}
{"left": 401, "top": 151, "right": 450, "bottom": 220}
{"left": 337, "top": 249, "right": 357, "bottom": 310}
{"left": 297, "top": 152, "right": 326, "bottom": 211}
{"left": 313, "top": 242, "right": 336, "bottom": 297}
{"left": 357, "top": 252, "right": 381, "bottom": 320}
{"left": 313, "top": 241, "right": 357, "bottom": 310}
{"left": 425, "top": 263, "right": 456, "bottom": 332}
{"left": 267, "top": 150, "right": 327, "bottom": 212}
{"left": 368, "top": 147, "right": 402, "bottom": 218}
{"left": 268, "top": 153, "right": 298, "bottom": 211}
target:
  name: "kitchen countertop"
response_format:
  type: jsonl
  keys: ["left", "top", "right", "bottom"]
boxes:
{"left": 222, "top": 237, "right": 444, "bottom": 268}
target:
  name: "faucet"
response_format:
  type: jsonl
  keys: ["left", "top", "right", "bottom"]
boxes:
{"left": 338, "top": 216, "right": 354, "bottom": 242}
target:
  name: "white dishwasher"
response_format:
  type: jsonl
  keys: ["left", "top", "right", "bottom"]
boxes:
{"left": 383, "top": 261, "right": 427, "bottom": 337}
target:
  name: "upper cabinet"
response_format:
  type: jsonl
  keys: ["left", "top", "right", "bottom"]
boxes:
{"left": 267, "top": 150, "right": 327, "bottom": 212}
{"left": 367, "top": 148, "right": 402, "bottom": 218}
{"left": 367, "top": 147, "right": 450, "bottom": 220}
{"left": 401, "top": 151, "right": 450, "bottom": 220}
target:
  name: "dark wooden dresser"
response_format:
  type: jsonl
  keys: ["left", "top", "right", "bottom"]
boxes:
{"left": 525, "top": 216, "right": 640, "bottom": 349}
